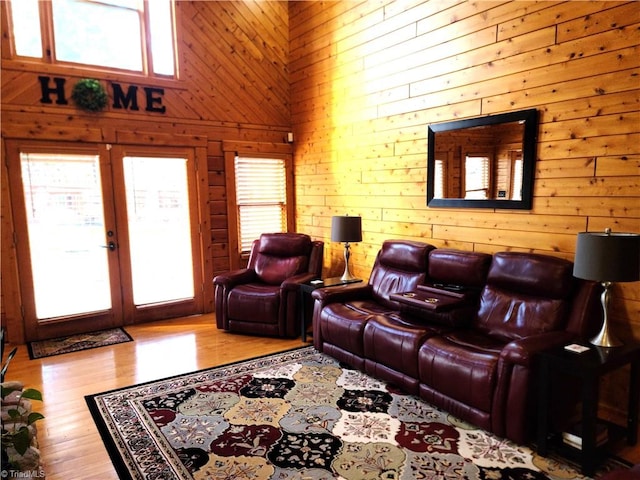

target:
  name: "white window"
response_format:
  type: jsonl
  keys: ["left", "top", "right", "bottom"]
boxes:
{"left": 434, "top": 158, "right": 445, "bottom": 199}
{"left": 511, "top": 154, "right": 523, "bottom": 201}
{"left": 7, "top": 0, "right": 176, "bottom": 77}
{"left": 464, "top": 154, "right": 491, "bottom": 199}
{"left": 234, "top": 157, "right": 287, "bottom": 253}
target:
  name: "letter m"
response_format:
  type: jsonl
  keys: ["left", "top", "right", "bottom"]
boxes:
{"left": 112, "top": 84, "right": 139, "bottom": 110}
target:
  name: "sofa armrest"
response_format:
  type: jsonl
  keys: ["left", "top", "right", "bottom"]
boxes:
{"left": 213, "top": 269, "right": 257, "bottom": 288}
{"left": 311, "top": 283, "right": 373, "bottom": 305}
{"left": 500, "top": 332, "right": 575, "bottom": 367}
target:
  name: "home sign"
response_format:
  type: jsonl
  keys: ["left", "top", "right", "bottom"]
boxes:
{"left": 38, "top": 76, "right": 166, "bottom": 114}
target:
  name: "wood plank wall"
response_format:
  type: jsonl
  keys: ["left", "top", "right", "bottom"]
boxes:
{"left": 0, "top": 1, "right": 290, "bottom": 340}
{"left": 289, "top": 1, "right": 639, "bottom": 413}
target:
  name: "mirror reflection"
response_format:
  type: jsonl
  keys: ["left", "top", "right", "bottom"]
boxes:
{"left": 427, "top": 109, "right": 538, "bottom": 210}
{"left": 433, "top": 121, "right": 524, "bottom": 201}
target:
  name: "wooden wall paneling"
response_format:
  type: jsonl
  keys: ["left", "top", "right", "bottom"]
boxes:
{"left": 223, "top": 151, "right": 240, "bottom": 270}
{"left": 539, "top": 133, "right": 639, "bottom": 161}
{"left": 195, "top": 145, "right": 214, "bottom": 312}
{"left": 0, "top": 138, "right": 25, "bottom": 343}
{"left": 543, "top": 90, "right": 639, "bottom": 124}
{"left": 0, "top": 1, "right": 11, "bottom": 59}
{"left": 496, "top": 1, "right": 622, "bottom": 41}
{"left": 1, "top": 122, "right": 104, "bottom": 143}
{"left": 207, "top": 145, "right": 229, "bottom": 278}
{"left": 115, "top": 131, "right": 207, "bottom": 147}
{"left": 185, "top": 2, "right": 289, "bottom": 126}
{"left": 557, "top": 2, "right": 640, "bottom": 43}
{"left": 290, "top": 1, "right": 639, "bottom": 419}
{"left": 534, "top": 196, "right": 638, "bottom": 218}
{"left": 540, "top": 113, "right": 640, "bottom": 143}
{"left": 597, "top": 155, "right": 640, "bottom": 177}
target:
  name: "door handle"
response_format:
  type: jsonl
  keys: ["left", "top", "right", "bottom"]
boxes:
{"left": 101, "top": 241, "right": 117, "bottom": 251}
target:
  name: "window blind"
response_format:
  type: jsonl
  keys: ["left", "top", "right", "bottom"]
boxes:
{"left": 511, "top": 158, "right": 523, "bottom": 200}
{"left": 234, "top": 157, "right": 286, "bottom": 252}
{"left": 464, "top": 155, "right": 490, "bottom": 199}
{"left": 434, "top": 158, "right": 445, "bottom": 198}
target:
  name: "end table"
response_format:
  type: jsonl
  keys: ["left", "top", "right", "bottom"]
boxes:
{"left": 536, "top": 342, "right": 640, "bottom": 476}
{"left": 299, "top": 277, "right": 362, "bottom": 342}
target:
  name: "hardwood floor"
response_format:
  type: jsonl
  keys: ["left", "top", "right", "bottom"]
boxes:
{"left": 5, "top": 314, "right": 639, "bottom": 479}
{"left": 5, "top": 314, "right": 304, "bottom": 479}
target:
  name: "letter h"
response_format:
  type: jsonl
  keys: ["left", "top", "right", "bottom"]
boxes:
{"left": 38, "top": 76, "right": 68, "bottom": 105}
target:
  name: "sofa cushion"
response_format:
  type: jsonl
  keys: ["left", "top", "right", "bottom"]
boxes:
{"left": 368, "top": 240, "right": 434, "bottom": 308}
{"left": 255, "top": 255, "right": 308, "bottom": 285}
{"left": 228, "top": 284, "right": 279, "bottom": 323}
{"left": 476, "top": 288, "right": 569, "bottom": 341}
{"left": 418, "top": 332, "right": 505, "bottom": 413}
{"left": 316, "top": 304, "right": 370, "bottom": 358}
{"left": 428, "top": 249, "right": 492, "bottom": 288}
{"left": 474, "top": 252, "right": 573, "bottom": 341}
{"left": 363, "top": 315, "right": 440, "bottom": 380}
{"left": 486, "top": 252, "right": 573, "bottom": 299}
{"left": 377, "top": 240, "right": 432, "bottom": 271}
{"left": 258, "top": 232, "right": 311, "bottom": 256}
{"left": 253, "top": 233, "right": 311, "bottom": 285}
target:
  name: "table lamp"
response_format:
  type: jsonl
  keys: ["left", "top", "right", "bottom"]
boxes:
{"left": 573, "top": 228, "right": 640, "bottom": 347}
{"left": 331, "top": 215, "right": 362, "bottom": 281}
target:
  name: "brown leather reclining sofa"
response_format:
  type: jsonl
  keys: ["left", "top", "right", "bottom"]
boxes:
{"left": 312, "top": 239, "right": 602, "bottom": 444}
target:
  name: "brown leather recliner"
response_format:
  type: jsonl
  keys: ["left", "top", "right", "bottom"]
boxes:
{"left": 312, "top": 239, "right": 436, "bottom": 369}
{"left": 214, "top": 233, "right": 323, "bottom": 338}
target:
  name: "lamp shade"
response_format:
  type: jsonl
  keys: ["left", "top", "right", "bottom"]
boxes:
{"left": 331, "top": 216, "right": 362, "bottom": 243}
{"left": 573, "top": 231, "right": 640, "bottom": 282}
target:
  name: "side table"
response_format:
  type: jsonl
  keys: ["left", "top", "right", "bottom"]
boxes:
{"left": 299, "top": 277, "right": 361, "bottom": 342}
{"left": 536, "top": 342, "right": 640, "bottom": 476}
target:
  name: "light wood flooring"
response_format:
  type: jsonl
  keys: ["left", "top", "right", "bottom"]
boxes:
{"left": 6, "top": 314, "right": 304, "bottom": 479}
{"left": 5, "top": 314, "right": 639, "bottom": 479}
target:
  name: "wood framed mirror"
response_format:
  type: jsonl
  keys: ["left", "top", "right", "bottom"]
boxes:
{"left": 427, "top": 109, "right": 538, "bottom": 209}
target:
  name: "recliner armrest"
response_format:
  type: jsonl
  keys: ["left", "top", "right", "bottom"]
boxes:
{"left": 213, "top": 269, "right": 258, "bottom": 288}
{"left": 500, "top": 332, "right": 575, "bottom": 367}
{"left": 281, "top": 273, "right": 319, "bottom": 291}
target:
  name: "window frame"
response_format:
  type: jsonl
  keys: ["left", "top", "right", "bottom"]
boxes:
{"left": 223, "top": 145, "right": 294, "bottom": 269}
{"left": 3, "top": 0, "right": 178, "bottom": 79}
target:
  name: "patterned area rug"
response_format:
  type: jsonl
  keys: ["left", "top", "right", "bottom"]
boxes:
{"left": 86, "top": 346, "right": 628, "bottom": 480}
{"left": 28, "top": 328, "right": 133, "bottom": 359}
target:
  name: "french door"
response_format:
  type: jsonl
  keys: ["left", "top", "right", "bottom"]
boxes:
{"left": 6, "top": 140, "right": 204, "bottom": 341}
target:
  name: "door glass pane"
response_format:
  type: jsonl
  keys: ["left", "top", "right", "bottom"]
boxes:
{"left": 123, "top": 156, "right": 194, "bottom": 305}
{"left": 20, "top": 153, "right": 112, "bottom": 319}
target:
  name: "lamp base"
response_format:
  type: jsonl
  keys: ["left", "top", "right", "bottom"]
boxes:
{"left": 590, "top": 326, "right": 622, "bottom": 348}
{"left": 340, "top": 242, "right": 357, "bottom": 282}
{"left": 340, "top": 268, "right": 358, "bottom": 282}
{"left": 589, "top": 281, "right": 623, "bottom": 348}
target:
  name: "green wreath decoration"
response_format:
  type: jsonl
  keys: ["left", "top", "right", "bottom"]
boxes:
{"left": 71, "top": 78, "right": 108, "bottom": 112}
